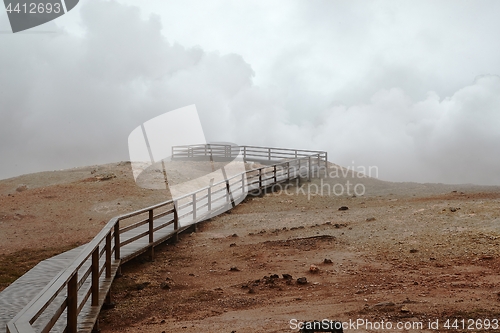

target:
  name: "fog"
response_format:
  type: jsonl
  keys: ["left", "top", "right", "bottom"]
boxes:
{"left": 1, "top": 0, "right": 500, "bottom": 185}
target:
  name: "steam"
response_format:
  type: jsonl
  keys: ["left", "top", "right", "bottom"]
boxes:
{"left": 1, "top": 1, "right": 499, "bottom": 185}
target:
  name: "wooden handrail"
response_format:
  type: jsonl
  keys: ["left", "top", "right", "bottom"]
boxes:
{"left": 6, "top": 145, "right": 327, "bottom": 333}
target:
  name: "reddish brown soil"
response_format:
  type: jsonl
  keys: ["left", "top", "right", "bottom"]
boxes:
{"left": 2, "top": 162, "right": 500, "bottom": 332}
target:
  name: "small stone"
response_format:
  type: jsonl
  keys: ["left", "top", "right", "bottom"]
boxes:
{"left": 231, "top": 233, "right": 238, "bottom": 237}
{"left": 230, "top": 266, "right": 240, "bottom": 271}
{"left": 270, "top": 274, "right": 279, "bottom": 279}
{"left": 160, "top": 282, "right": 170, "bottom": 290}
{"left": 297, "top": 277, "right": 308, "bottom": 285}
{"left": 410, "top": 249, "right": 418, "bottom": 253}
{"left": 282, "top": 273, "right": 293, "bottom": 280}
{"left": 401, "top": 305, "right": 410, "bottom": 313}
{"left": 338, "top": 206, "right": 349, "bottom": 211}
{"left": 309, "top": 264, "right": 319, "bottom": 273}
{"left": 366, "top": 217, "right": 376, "bottom": 222}
{"left": 16, "top": 184, "right": 28, "bottom": 192}
{"left": 450, "top": 207, "right": 457, "bottom": 212}
{"left": 323, "top": 258, "right": 333, "bottom": 264}
{"left": 229, "top": 243, "right": 237, "bottom": 247}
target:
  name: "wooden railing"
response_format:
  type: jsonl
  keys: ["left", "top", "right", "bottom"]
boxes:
{"left": 6, "top": 145, "right": 327, "bottom": 333}
{"left": 172, "top": 144, "right": 327, "bottom": 163}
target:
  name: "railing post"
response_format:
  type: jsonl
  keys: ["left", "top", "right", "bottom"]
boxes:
{"left": 92, "top": 247, "right": 99, "bottom": 306}
{"left": 173, "top": 201, "right": 179, "bottom": 242}
{"left": 67, "top": 273, "right": 78, "bottom": 333}
{"left": 241, "top": 173, "right": 245, "bottom": 194}
{"left": 268, "top": 148, "right": 271, "bottom": 160}
{"left": 273, "top": 165, "right": 277, "bottom": 184}
{"left": 243, "top": 146, "right": 247, "bottom": 161}
{"left": 149, "top": 210, "right": 154, "bottom": 243}
{"left": 192, "top": 193, "right": 197, "bottom": 220}
{"left": 308, "top": 156, "right": 312, "bottom": 181}
{"left": 148, "top": 209, "right": 154, "bottom": 260}
{"left": 287, "top": 162, "right": 290, "bottom": 182}
{"left": 114, "top": 221, "right": 120, "bottom": 260}
{"left": 208, "top": 186, "right": 212, "bottom": 211}
{"left": 259, "top": 168, "right": 262, "bottom": 188}
{"left": 105, "top": 232, "right": 111, "bottom": 278}
{"left": 325, "top": 151, "right": 328, "bottom": 177}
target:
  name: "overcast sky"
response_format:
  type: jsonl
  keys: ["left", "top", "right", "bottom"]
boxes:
{"left": 1, "top": 0, "right": 500, "bottom": 184}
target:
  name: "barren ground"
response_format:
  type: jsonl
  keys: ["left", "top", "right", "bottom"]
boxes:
{"left": 1, "top": 162, "right": 500, "bottom": 332}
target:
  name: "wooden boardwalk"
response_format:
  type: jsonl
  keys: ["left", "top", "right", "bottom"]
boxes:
{"left": 1, "top": 145, "right": 327, "bottom": 333}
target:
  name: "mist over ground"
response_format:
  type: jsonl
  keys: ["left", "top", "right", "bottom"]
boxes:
{"left": 1, "top": 0, "right": 500, "bottom": 185}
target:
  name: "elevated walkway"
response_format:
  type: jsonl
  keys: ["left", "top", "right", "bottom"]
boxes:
{"left": 1, "top": 145, "right": 327, "bottom": 333}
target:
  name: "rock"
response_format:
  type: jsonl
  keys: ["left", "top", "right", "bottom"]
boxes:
{"left": 410, "top": 249, "right": 418, "bottom": 253}
{"left": 309, "top": 264, "right": 319, "bottom": 273}
{"left": 323, "top": 258, "right": 333, "bottom": 264}
{"left": 136, "top": 282, "right": 150, "bottom": 290}
{"left": 338, "top": 206, "right": 349, "bottom": 211}
{"left": 400, "top": 305, "right": 410, "bottom": 313}
{"left": 95, "top": 172, "right": 116, "bottom": 181}
{"left": 282, "top": 273, "right": 293, "bottom": 280}
{"left": 160, "top": 282, "right": 171, "bottom": 290}
{"left": 230, "top": 266, "right": 240, "bottom": 271}
{"left": 229, "top": 243, "right": 237, "bottom": 247}
{"left": 297, "top": 277, "right": 308, "bottom": 285}
{"left": 366, "top": 217, "right": 376, "bottom": 222}
{"left": 231, "top": 233, "right": 238, "bottom": 237}
{"left": 16, "top": 184, "right": 28, "bottom": 192}
{"left": 450, "top": 207, "right": 457, "bottom": 212}
{"left": 403, "top": 297, "right": 416, "bottom": 304}
{"left": 270, "top": 274, "right": 279, "bottom": 279}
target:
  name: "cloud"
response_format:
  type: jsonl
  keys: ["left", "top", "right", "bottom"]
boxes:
{"left": 1, "top": 0, "right": 499, "bottom": 186}
{"left": 0, "top": 0, "right": 253, "bottom": 178}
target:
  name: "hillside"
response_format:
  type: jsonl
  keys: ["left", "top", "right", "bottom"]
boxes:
{"left": 1, "top": 162, "right": 500, "bottom": 332}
